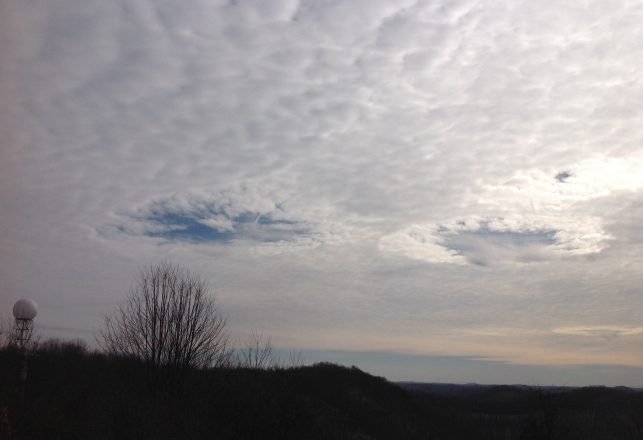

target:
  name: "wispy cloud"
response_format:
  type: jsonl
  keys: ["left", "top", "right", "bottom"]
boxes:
{"left": 553, "top": 326, "right": 643, "bottom": 339}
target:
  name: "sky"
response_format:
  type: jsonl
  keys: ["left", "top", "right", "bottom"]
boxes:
{"left": 2, "top": 0, "right": 643, "bottom": 386}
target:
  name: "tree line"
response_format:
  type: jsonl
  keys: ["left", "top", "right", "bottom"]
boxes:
{"left": 3, "top": 262, "right": 643, "bottom": 439}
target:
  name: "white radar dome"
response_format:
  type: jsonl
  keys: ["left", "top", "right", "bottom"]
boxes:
{"left": 13, "top": 299, "right": 38, "bottom": 320}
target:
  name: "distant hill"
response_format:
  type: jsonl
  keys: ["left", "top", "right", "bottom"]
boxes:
{"left": 398, "top": 382, "right": 575, "bottom": 396}
{"left": 399, "top": 381, "right": 643, "bottom": 438}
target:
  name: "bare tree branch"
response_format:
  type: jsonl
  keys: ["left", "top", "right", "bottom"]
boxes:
{"left": 97, "top": 262, "right": 229, "bottom": 374}
{"left": 238, "top": 330, "right": 273, "bottom": 369}
{"left": 288, "top": 350, "right": 306, "bottom": 368}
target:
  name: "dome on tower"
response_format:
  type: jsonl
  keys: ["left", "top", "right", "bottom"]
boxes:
{"left": 13, "top": 299, "right": 38, "bottom": 320}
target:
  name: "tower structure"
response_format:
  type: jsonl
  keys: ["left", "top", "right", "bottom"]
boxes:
{"left": 12, "top": 299, "right": 38, "bottom": 401}
{"left": 12, "top": 299, "right": 38, "bottom": 349}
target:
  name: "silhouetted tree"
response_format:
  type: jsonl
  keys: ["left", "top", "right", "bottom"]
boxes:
{"left": 288, "top": 350, "right": 306, "bottom": 368}
{"left": 98, "top": 262, "right": 229, "bottom": 373}
{"left": 238, "top": 330, "right": 273, "bottom": 369}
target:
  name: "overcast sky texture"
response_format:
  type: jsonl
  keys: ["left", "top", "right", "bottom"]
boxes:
{"left": 2, "top": 0, "right": 643, "bottom": 386}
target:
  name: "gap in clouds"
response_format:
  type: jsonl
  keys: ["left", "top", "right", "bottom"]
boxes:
{"left": 140, "top": 210, "right": 309, "bottom": 244}
{"left": 442, "top": 227, "right": 558, "bottom": 266}
{"left": 380, "top": 219, "right": 580, "bottom": 266}
{"left": 103, "top": 190, "right": 314, "bottom": 245}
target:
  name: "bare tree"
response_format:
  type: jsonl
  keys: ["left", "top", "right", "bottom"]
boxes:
{"left": 238, "top": 330, "right": 273, "bottom": 369}
{"left": 98, "top": 262, "right": 229, "bottom": 372}
{"left": 288, "top": 350, "right": 306, "bottom": 368}
{"left": 0, "top": 317, "right": 8, "bottom": 349}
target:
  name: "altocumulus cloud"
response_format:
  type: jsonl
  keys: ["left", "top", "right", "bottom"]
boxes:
{"left": 3, "top": 0, "right": 643, "bottom": 382}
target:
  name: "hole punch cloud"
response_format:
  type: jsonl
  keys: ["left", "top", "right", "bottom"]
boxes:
{"left": 105, "top": 190, "right": 314, "bottom": 246}
{"left": 379, "top": 215, "right": 611, "bottom": 266}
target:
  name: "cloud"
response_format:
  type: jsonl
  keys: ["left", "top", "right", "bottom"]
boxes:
{"left": 379, "top": 224, "right": 467, "bottom": 265}
{"left": 3, "top": 0, "right": 643, "bottom": 382}
{"left": 379, "top": 151, "right": 643, "bottom": 265}
{"left": 553, "top": 326, "right": 643, "bottom": 339}
{"left": 555, "top": 171, "right": 572, "bottom": 183}
{"left": 379, "top": 214, "right": 611, "bottom": 266}
{"left": 112, "top": 190, "right": 312, "bottom": 244}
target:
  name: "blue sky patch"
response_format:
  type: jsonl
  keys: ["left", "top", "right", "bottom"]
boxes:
{"left": 444, "top": 228, "right": 557, "bottom": 251}
{"left": 130, "top": 201, "right": 311, "bottom": 244}
{"left": 144, "top": 212, "right": 235, "bottom": 242}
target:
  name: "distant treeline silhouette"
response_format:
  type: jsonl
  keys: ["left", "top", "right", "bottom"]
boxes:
{"left": 2, "top": 340, "right": 643, "bottom": 439}
{"left": 2, "top": 262, "right": 643, "bottom": 439}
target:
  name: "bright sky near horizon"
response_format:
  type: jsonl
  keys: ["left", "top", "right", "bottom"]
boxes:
{"left": 2, "top": 0, "right": 643, "bottom": 386}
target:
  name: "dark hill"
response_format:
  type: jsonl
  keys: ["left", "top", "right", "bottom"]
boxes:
{"left": 0, "top": 343, "right": 431, "bottom": 439}
{"left": 2, "top": 342, "right": 643, "bottom": 440}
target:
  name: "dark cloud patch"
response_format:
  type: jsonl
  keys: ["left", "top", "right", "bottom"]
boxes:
{"left": 555, "top": 170, "right": 573, "bottom": 183}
